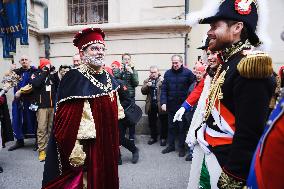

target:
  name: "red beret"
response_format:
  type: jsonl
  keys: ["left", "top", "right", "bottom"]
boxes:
{"left": 73, "top": 27, "right": 105, "bottom": 51}
{"left": 111, "top": 61, "right": 121, "bottom": 68}
{"left": 39, "top": 58, "right": 51, "bottom": 69}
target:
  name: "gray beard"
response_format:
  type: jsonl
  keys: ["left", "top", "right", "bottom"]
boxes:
{"left": 83, "top": 55, "right": 104, "bottom": 67}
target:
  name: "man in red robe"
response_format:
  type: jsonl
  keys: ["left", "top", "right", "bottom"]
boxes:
{"left": 42, "top": 27, "right": 120, "bottom": 189}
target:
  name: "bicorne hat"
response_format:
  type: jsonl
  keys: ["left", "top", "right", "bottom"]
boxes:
{"left": 73, "top": 27, "right": 105, "bottom": 51}
{"left": 186, "top": 0, "right": 270, "bottom": 50}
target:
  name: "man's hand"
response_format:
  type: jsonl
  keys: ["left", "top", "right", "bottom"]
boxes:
{"left": 147, "top": 81, "right": 152, "bottom": 87}
{"left": 125, "top": 65, "right": 133, "bottom": 74}
{"left": 173, "top": 107, "right": 185, "bottom": 122}
{"left": 161, "top": 104, "right": 167, "bottom": 112}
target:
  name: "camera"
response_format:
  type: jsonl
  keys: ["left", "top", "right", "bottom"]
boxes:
{"left": 149, "top": 79, "right": 157, "bottom": 88}
{"left": 29, "top": 103, "right": 39, "bottom": 112}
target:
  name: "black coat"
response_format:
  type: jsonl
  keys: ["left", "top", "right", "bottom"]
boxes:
{"left": 160, "top": 66, "right": 195, "bottom": 112}
{"left": 116, "top": 79, "right": 132, "bottom": 109}
{"left": 0, "top": 93, "right": 14, "bottom": 145}
{"left": 31, "top": 70, "right": 59, "bottom": 108}
{"left": 206, "top": 52, "right": 275, "bottom": 180}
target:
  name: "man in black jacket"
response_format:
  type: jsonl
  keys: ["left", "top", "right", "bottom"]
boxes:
{"left": 186, "top": 0, "right": 275, "bottom": 188}
{"left": 31, "top": 58, "right": 59, "bottom": 161}
{"left": 160, "top": 55, "right": 195, "bottom": 157}
{"left": 0, "top": 92, "right": 14, "bottom": 173}
{"left": 116, "top": 79, "right": 139, "bottom": 164}
{"left": 0, "top": 93, "right": 13, "bottom": 148}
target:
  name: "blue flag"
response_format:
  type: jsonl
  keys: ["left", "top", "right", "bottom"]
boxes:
{"left": 0, "top": 0, "right": 28, "bottom": 58}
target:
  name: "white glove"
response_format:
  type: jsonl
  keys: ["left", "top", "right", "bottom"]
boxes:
{"left": 161, "top": 104, "right": 167, "bottom": 112}
{"left": 15, "top": 90, "right": 21, "bottom": 98}
{"left": 173, "top": 107, "right": 185, "bottom": 122}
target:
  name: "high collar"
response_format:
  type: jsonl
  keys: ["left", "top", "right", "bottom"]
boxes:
{"left": 220, "top": 40, "right": 251, "bottom": 63}
{"left": 172, "top": 65, "right": 184, "bottom": 73}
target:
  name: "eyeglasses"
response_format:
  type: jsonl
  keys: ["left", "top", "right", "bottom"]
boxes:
{"left": 89, "top": 46, "right": 106, "bottom": 52}
{"left": 20, "top": 58, "right": 28, "bottom": 61}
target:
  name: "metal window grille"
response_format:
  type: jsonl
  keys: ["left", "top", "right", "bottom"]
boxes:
{"left": 68, "top": 0, "right": 108, "bottom": 25}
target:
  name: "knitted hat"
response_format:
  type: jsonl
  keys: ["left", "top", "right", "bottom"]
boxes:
{"left": 111, "top": 61, "right": 121, "bottom": 68}
{"left": 39, "top": 58, "right": 51, "bottom": 69}
{"left": 195, "top": 64, "right": 206, "bottom": 73}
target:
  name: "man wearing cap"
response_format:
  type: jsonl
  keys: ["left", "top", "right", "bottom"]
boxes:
{"left": 8, "top": 55, "right": 38, "bottom": 151}
{"left": 111, "top": 60, "right": 121, "bottom": 70}
{"left": 185, "top": 0, "right": 275, "bottom": 188}
{"left": 42, "top": 28, "right": 120, "bottom": 189}
{"left": 31, "top": 58, "right": 59, "bottom": 161}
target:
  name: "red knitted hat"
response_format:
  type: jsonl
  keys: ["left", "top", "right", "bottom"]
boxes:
{"left": 111, "top": 61, "right": 121, "bottom": 68}
{"left": 39, "top": 58, "right": 51, "bottom": 69}
{"left": 195, "top": 63, "right": 206, "bottom": 73}
{"left": 73, "top": 27, "right": 105, "bottom": 51}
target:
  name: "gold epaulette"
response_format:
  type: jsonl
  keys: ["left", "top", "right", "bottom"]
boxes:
{"left": 237, "top": 52, "right": 273, "bottom": 79}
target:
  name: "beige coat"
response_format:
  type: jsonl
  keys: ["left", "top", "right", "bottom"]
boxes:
{"left": 141, "top": 76, "right": 166, "bottom": 114}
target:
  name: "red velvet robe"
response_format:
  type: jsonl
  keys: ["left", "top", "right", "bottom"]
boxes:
{"left": 42, "top": 69, "right": 120, "bottom": 189}
{"left": 43, "top": 96, "right": 119, "bottom": 189}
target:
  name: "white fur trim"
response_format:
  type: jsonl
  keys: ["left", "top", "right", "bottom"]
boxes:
{"left": 254, "top": 0, "right": 271, "bottom": 51}
{"left": 185, "top": 0, "right": 221, "bottom": 27}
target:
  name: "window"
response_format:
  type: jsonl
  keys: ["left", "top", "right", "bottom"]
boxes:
{"left": 68, "top": 0, "right": 108, "bottom": 25}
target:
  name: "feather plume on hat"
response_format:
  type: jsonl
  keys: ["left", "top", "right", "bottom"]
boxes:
{"left": 186, "top": 0, "right": 271, "bottom": 51}
{"left": 185, "top": 0, "right": 221, "bottom": 27}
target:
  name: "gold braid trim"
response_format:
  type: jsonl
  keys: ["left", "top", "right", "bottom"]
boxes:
{"left": 237, "top": 52, "right": 273, "bottom": 79}
{"left": 217, "top": 171, "right": 246, "bottom": 189}
{"left": 204, "top": 64, "right": 227, "bottom": 121}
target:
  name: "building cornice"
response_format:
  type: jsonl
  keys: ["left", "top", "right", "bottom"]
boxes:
{"left": 38, "top": 20, "right": 191, "bottom": 35}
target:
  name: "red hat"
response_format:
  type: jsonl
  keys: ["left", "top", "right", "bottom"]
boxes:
{"left": 111, "top": 61, "right": 121, "bottom": 68}
{"left": 39, "top": 58, "right": 51, "bottom": 69}
{"left": 195, "top": 63, "right": 206, "bottom": 73}
{"left": 73, "top": 27, "right": 105, "bottom": 51}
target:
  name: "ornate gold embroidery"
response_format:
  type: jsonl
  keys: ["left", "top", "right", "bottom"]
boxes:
{"left": 204, "top": 64, "right": 227, "bottom": 121}
{"left": 78, "top": 65, "right": 113, "bottom": 101}
{"left": 69, "top": 140, "right": 86, "bottom": 167}
{"left": 77, "top": 100, "right": 96, "bottom": 140}
{"left": 217, "top": 171, "right": 245, "bottom": 189}
{"left": 222, "top": 40, "right": 251, "bottom": 62}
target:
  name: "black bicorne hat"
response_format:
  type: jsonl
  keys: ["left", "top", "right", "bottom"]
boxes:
{"left": 200, "top": 0, "right": 259, "bottom": 46}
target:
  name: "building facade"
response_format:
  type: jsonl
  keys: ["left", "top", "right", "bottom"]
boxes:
{"left": 0, "top": 0, "right": 283, "bottom": 130}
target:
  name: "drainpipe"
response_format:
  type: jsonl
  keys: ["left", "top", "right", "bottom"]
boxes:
{"left": 184, "top": 0, "right": 190, "bottom": 66}
{"left": 31, "top": 0, "right": 50, "bottom": 59}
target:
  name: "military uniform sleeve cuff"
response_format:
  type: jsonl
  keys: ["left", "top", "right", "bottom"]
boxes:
{"left": 182, "top": 101, "right": 192, "bottom": 111}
